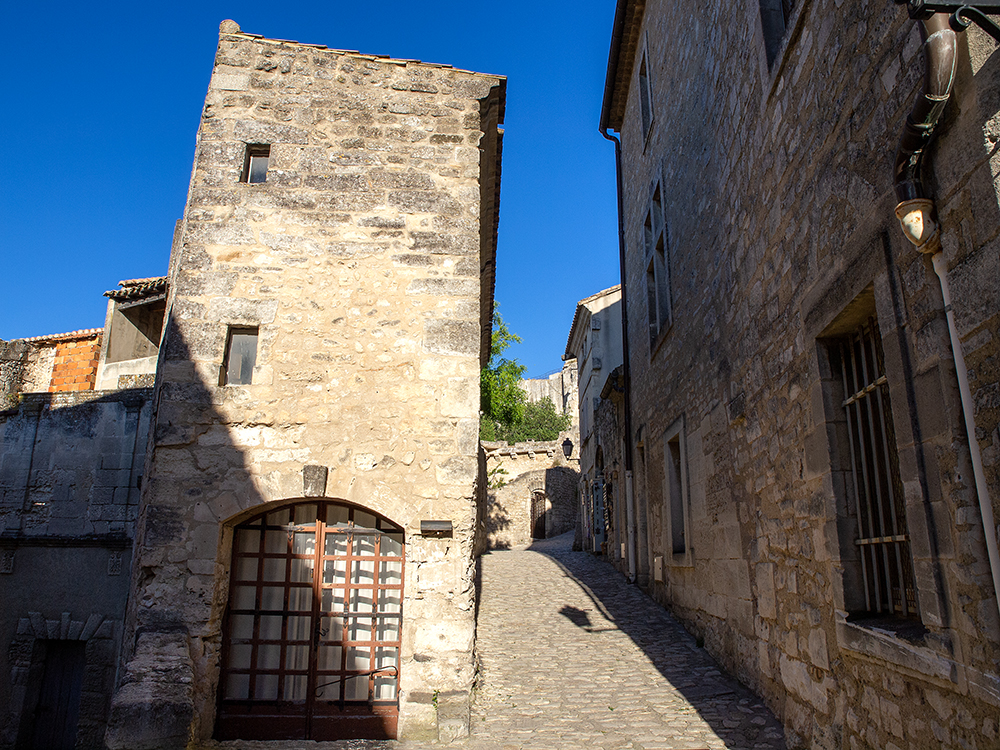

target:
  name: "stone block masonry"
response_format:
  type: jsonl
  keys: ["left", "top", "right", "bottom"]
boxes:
{"left": 602, "top": 0, "right": 1000, "bottom": 748}
{"left": 107, "top": 20, "right": 504, "bottom": 748}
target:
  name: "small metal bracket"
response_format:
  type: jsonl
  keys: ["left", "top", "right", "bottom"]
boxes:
{"left": 896, "top": 0, "right": 1000, "bottom": 41}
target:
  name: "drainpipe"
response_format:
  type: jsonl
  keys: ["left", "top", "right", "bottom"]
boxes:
{"left": 600, "top": 128, "right": 637, "bottom": 582}
{"left": 893, "top": 12, "right": 1000, "bottom": 629}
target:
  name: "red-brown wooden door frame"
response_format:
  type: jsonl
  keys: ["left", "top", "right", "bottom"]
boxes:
{"left": 216, "top": 501, "right": 404, "bottom": 741}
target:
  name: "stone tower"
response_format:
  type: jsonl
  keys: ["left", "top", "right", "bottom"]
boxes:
{"left": 106, "top": 20, "right": 504, "bottom": 747}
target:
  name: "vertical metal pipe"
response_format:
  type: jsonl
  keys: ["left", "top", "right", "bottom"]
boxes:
{"left": 894, "top": 13, "right": 958, "bottom": 203}
{"left": 930, "top": 252, "right": 1000, "bottom": 632}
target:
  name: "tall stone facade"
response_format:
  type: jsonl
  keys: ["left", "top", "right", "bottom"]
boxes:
{"left": 602, "top": 1, "right": 1000, "bottom": 748}
{"left": 102, "top": 21, "right": 505, "bottom": 748}
{"left": 564, "top": 286, "right": 623, "bottom": 555}
{"left": 1, "top": 309, "right": 161, "bottom": 748}
{"left": 520, "top": 359, "right": 580, "bottom": 430}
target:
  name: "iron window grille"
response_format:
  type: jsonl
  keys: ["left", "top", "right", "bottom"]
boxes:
{"left": 834, "top": 318, "right": 919, "bottom": 618}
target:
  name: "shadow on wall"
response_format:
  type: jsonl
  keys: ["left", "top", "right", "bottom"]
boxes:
{"left": 0, "top": 388, "right": 151, "bottom": 750}
{"left": 103, "top": 322, "right": 405, "bottom": 748}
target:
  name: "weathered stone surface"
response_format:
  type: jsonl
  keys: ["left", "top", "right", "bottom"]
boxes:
{"left": 111, "top": 22, "right": 506, "bottom": 747}
{"left": 605, "top": 2, "right": 1000, "bottom": 748}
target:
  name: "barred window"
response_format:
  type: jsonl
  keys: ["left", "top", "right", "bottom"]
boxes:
{"left": 833, "top": 318, "right": 918, "bottom": 618}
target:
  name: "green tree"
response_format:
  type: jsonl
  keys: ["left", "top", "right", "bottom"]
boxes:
{"left": 480, "top": 307, "right": 527, "bottom": 441}
{"left": 495, "top": 397, "right": 571, "bottom": 443}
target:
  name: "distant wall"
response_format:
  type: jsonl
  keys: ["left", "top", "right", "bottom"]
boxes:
{"left": 484, "top": 438, "right": 579, "bottom": 549}
{"left": 0, "top": 389, "right": 151, "bottom": 749}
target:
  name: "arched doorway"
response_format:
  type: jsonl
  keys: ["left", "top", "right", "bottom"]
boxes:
{"left": 530, "top": 490, "right": 547, "bottom": 539}
{"left": 216, "top": 501, "right": 404, "bottom": 741}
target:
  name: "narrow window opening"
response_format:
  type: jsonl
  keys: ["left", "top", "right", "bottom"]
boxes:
{"left": 241, "top": 144, "right": 271, "bottom": 184}
{"left": 666, "top": 432, "right": 686, "bottom": 555}
{"left": 831, "top": 317, "right": 919, "bottom": 621}
{"left": 644, "top": 183, "right": 672, "bottom": 350}
{"left": 759, "top": 0, "right": 794, "bottom": 68}
{"left": 638, "top": 52, "right": 653, "bottom": 138}
{"left": 223, "top": 327, "right": 259, "bottom": 385}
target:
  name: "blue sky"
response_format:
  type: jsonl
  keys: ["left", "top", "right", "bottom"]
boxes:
{"left": 0, "top": 1, "right": 621, "bottom": 378}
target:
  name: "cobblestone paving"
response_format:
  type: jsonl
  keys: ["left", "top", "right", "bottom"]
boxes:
{"left": 205, "top": 533, "right": 786, "bottom": 750}
{"left": 461, "top": 532, "right": 786, "bottom": 750}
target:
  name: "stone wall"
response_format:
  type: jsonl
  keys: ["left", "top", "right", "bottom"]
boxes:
{"left": 0, "top": 389, "right": 151, "bottom": 749}
{"left": 519, "top": 359, "right": 579, "bottom": 430}
{"left": 606, "top": 1, "right": 1000, "bottom": 748}
{"left": 108, "top": 21, "right": 504, "bottom": 747}
{"left": 2, "top": 330, "right": 105, "bottom": 398}
{"left": 0, "top": 341, "right": 27, "bottom": 411}
{"left": 484, "top": 438, "right": 579, "bottom": 549}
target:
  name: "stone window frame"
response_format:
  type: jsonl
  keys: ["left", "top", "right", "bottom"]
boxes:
{"left": 644, "top": 178, "right": 673, "bottom": 357}
{"left": 221, "top": 326, "right": 259, "bottom": 386}
{"left": 805, "top": 237, "right": 958, "bottom": 686}
{"left": 662, "top": 415, "right": 693, "bottom": 568}
{"left": 636, "top": 32, "right": 655, "bottom": 148}
{"left": 818, "top": 302, "right": 920, "bottom": 623}
{"left": 240, "top": 143, "right": 271, "bottom": 184}
{"left": 754, "top": 0, "right": 811, "bottom": 99}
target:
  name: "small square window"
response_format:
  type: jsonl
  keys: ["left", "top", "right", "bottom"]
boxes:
{"left": 222, "top": 327, "right": 259, "bottom": 385}
{"left": 241, "top": 144, "right": 270, "bottom": 184}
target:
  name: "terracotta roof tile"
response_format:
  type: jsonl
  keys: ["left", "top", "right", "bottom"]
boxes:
{"left": 104, "top": 276, "right": 168, "bottom": 302}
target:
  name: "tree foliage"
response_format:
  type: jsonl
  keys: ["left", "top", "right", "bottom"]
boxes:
{"left": 480, "top": 308, "right": 571, "bottom": 443}
{"left": 480, "top": 307, "right": 526, "bottom": 440}
{"left": 492, "top": 397, "right": 571, "bottom": 443}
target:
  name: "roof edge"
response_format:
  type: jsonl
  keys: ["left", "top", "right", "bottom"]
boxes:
{"left": 599, "top": 0, "right": 645, "bottom": 134}
{"left": 220, "top": 19, "right": 508, "bottom": 83}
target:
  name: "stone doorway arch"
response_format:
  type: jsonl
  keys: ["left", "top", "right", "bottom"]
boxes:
{"left": 530, "top": 487, "right": 548, "bottom": 540}
{"left": 9, "top": 611, "right": 114, "bottom": 750}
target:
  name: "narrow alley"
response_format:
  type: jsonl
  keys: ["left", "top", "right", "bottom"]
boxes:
{"left": 463, "top": 532, "right": 787, "bottom": 750}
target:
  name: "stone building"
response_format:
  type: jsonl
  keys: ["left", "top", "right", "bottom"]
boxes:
{"left": 97, "top": 20, "right": 505, "bottom": 748}
{"left": 0, "top": 284, "right": 164, "bottom": 748}
{"left": 600, "top": 1, "right": 1000, "bottom": 748}
{"left": 482, "top": 438, "right": 579, "bottom": 549}
{"left": 564, "top": 286, "right": 623, "bottom": 556}
{"left": 3, "top": 19, "right": 505, "bottom": 749}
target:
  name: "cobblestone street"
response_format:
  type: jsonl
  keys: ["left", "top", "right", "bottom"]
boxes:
{"left": 206, "top": 532, "right": 787, "bottom": 750}
{"left": 462, "top": 532, "right": 786, "bottom": 750}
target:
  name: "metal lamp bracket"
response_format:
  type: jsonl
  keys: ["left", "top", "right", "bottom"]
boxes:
{"left": 897, "top": 1, "right": 1000, "bottom": 42}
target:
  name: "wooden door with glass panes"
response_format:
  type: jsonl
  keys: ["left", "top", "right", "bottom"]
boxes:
{"left": 216, "top": 501, "right": 404, "bottom": 741}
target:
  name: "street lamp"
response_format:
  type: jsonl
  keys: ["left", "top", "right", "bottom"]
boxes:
{"left": 562, "top": 438, "right": 573, "bottom": 459}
